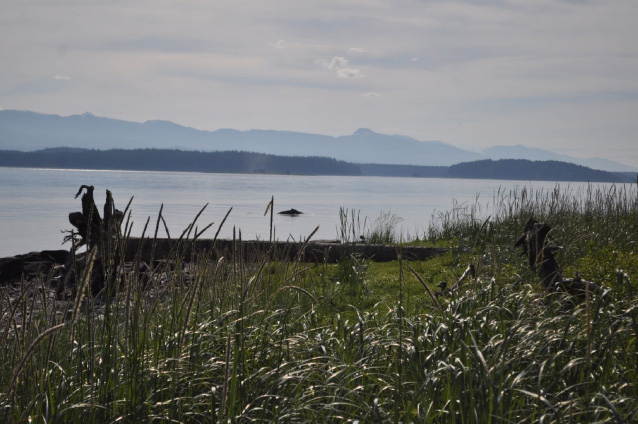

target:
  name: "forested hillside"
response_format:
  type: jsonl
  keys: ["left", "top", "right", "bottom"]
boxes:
{"left": 0, "top": 149, "right": 631, "bottom": 182}
{"left": 448, "top": 159, "right": 624, "bottom": 182}
{"left": 0, "top": 148, "right": 363, "bottom": 176}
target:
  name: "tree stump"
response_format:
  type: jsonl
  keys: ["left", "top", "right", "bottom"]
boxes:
{"left": 515, "top": 217, "right": 603, "bottom": 299}
{"left": 64, "top": 185, "right": 124, "bottom": 295}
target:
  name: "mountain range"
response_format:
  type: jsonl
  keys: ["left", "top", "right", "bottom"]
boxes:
{"left": 1, "top": 110, "right": 636, "bottom": 172}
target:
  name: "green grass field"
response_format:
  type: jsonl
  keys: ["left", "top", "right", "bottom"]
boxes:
{"left": 1, "top": 184, "right": 637, "bottom": 423}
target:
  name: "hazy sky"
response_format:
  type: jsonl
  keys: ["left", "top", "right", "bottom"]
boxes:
{"left": 2, "top": 0, "right": 637, "bottom": 166}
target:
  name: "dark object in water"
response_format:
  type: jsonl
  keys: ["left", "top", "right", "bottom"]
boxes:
{"left": 278, "top": 208, "right": 303, "bottom": 216}
{"left": 515, "top": 217, "right": 604, "bottom": 298}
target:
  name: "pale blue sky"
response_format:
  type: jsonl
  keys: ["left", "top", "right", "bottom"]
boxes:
{"left": 1, "top": 0, "right": 637, "bottom": 166}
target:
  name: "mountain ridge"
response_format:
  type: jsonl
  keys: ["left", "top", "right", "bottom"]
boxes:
{"left": 1, "top": 110, "right": 635, "bottom": 172}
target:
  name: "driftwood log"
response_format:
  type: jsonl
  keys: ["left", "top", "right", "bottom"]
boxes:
{"left": 122, "top": 237, "right": 448, "bottom": 264}
{"left": 515, "top": 218, "right": 604, "bottom": 298}
{"left": 0, "top": 241, "right": 447, "bottom": 286}
{"left": 64, "top": 185, "right": 125, "bottom": 295}
{"left": 0, "top": 250, "right": 69, "bottom": 285}
{"left": 67, "top": 185, "right": 124, "bottom": 249}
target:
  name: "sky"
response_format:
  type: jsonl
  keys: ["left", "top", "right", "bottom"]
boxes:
{"left": 1, "top": 0, "right": 637, "bottom": 167}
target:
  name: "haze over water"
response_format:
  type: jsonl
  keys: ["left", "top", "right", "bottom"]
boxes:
{"left": 0, "top": 167, "right": 618, "bottom": 257}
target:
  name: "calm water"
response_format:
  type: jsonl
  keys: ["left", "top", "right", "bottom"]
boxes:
{"left": 0, "top": 167, "right": 611, "bottom": 257}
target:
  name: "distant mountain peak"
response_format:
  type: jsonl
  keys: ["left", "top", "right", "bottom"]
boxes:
{"left": 353, "top": 128, "right": 377, "bottom": 136}
{"left": 144, "top": 119, "right": 175, "bottom": 126}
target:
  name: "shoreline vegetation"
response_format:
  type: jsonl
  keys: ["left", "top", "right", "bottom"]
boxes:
{"left": 1, "top": 184, "right": 637, "bottom": 422}
{"left": 0, "top": 147, "right": 633, "bottom": 183}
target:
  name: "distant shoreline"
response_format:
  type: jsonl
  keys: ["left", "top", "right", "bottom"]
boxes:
{"left": 0, "top": 148, "right": 632, "bottom": 183}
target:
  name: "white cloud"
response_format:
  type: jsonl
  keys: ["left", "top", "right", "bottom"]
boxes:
{"left": 362, "top": 92, "right": 381, "bottom": 98}
{"left": 337, "top": 68, "right": 365, "bottom": 79}
{"left": 272, "top": 39, "right": 286, "bottom": 50}
{"left": 316, "top": 56, "right": 366, "bottom": 79}
{"left": 320, "top": 56, "right": 346, "bottom": 71}
{"left": 348, "top": 47, "right": 366, "bottom": 54}
{"left": 54, "top": 75, "right": 71, "bottom": 81}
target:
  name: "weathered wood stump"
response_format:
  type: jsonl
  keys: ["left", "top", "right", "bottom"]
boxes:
{"left": 64, "top": 185, "right": 124, "bottom": 295}
{"left": 515, "top": 218, "right": 603, "bottom": 298}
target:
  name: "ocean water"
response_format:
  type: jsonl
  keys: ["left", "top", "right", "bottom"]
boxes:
{"left": 0, "top": 167, "right": 613, "bottom": 257}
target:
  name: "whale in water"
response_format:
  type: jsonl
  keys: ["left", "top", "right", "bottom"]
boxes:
{"left": 278, "top": 208, "right": 303, "bottom": 216}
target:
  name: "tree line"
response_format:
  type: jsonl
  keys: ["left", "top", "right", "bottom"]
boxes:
{"left": 0, "top": 149, "right": 628, "bottom": 182}
{"left": 0, "top": 148, "right": 363, "bottom": 176}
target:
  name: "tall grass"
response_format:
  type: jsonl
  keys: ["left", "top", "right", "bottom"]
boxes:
{"left": 429, "top": 183, "right": 637, "bottom": 250}
{"left": 1, "top": 183, "right": 636, "bottom": 422}
{"left": 338, "top": 207, "right": 403, "bottom": 244}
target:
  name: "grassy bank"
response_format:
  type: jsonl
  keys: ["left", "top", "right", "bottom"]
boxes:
{"left": 1, "top": 184, "right": 637, "bottom": 423}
